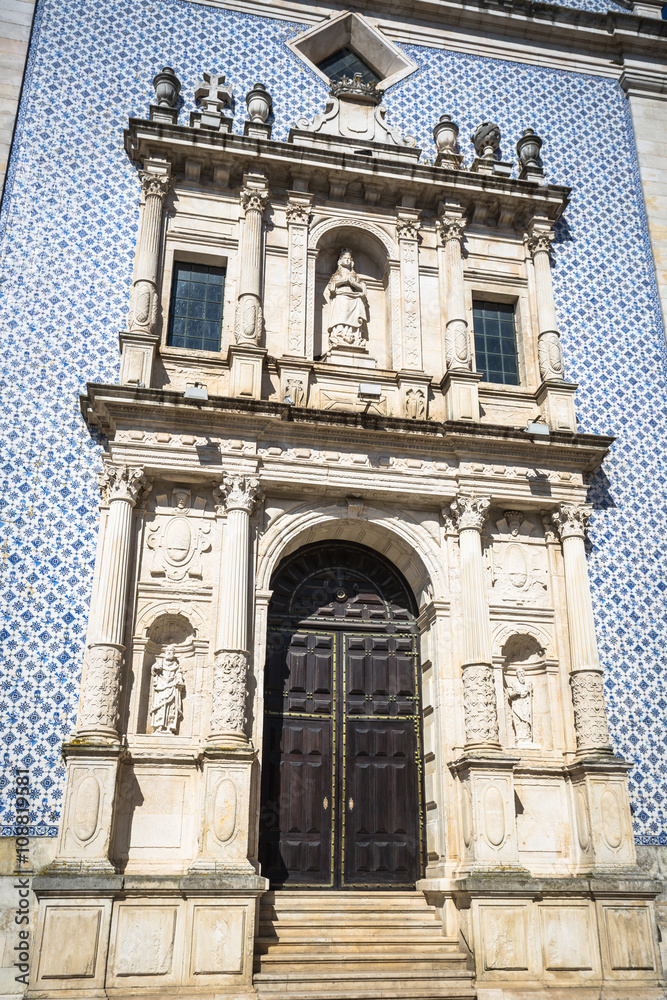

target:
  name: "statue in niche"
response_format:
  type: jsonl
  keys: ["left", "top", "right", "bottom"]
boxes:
{"left": 324, "top": 248, "right": 368, "bottom": 350}
{"left": 506, "top": 666, "right": 533, "bottom": 744}
{"left": 149, "top": 644, "right": 185, "bottom": 734}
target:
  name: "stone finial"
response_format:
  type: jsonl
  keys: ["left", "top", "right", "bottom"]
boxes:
{"left": 246, "top": 83, "right": 272, "bottom": 123}
{"left": 517, "top": 127, "right": 544, "bottom": 181}
{"left": 195, "top": 72, "right": 233, "bottom": 114}
{"left": 433, "top": 114, "right": 459, "bottom": 156}
{"left": 471, "top": 121, "right": 501, "bottom": 159}
{"left": 152, "top": 66, "right": 181, "bottom": 108}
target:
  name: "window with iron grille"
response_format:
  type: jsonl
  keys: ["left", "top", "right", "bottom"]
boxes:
{"left": 472, "top": 300, "right": 520, "bottom": 385}
{"left": 317, "top": 46, "right": 379, "bottom": 85}
{"left": 167, "top": 261, "right": 225, "bottom": 352}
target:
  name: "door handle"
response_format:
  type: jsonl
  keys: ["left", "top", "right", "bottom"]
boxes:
{"left": 323, "top": 796, "right": 329, "bottom": 810}
{"left": 348, "top": 797, "right": 354, "bottom": 811}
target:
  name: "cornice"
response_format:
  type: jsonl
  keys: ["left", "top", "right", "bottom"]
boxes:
{"left": 80, "top": 383, "right": 614, "bottom": 475}
{"left": 194, "top": 0, "right": 667, "bottom": 89}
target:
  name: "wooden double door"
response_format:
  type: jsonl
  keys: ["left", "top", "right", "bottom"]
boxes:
{"left": 259, "top": 543, "right": 424, "bottom": 889}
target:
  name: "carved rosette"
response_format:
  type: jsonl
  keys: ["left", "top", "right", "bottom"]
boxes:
{"left": 462, "top": 662, "right": 500, "bottom": 746}
{"left": 98, "top": 463, "right": 147, "bottom": 506}
{"left": 570, "top": 668, "right": 612, "bottom": 753}
{"left": 210, "top": 649, "right": 249, "bottom": 739}
{"left": 215, "top": 474, "right": 262, "bottom": 515}
{"left": 551, "top": 502, "right": 592, "bottom": 541}
{"left": 451, "top": 494, "right": 491, "bottom": 533}
{"left": 77, "top": 643, "right": 124, "bottom": 736}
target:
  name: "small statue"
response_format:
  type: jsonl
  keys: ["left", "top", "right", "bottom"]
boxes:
{"left": 324, "top": 248, "right": 368, "bottom": 350}
{"left": 506, "top": 666, "right": 533, "bottom": 744}
{"left": 150, "top": 644, "right": 185, "bottom": 734}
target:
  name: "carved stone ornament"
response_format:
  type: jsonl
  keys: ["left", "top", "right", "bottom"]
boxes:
{"left": 147, "top": 489, "right": 211, "bottom": 581}
{"left": 127, "top": 277, "right": 158, "bottom": 332}
{"left": 215, "top": 474, "right": 262, "bottom": 514}
{"left": 296, "top": 76, "right": 416, "bottom": 149}
{"left": 538, "top": 330, "right": 565, "bottom": 381}
{"left": 77, "top": 643, "right": 123, "bottom": 734}
{"left": 405, "top": 387, "right": 426, "bottom": 419}
{"left": 471, "top": 121, "right": 501, "bottom": 159}
{"left": 540, "top": 510, "right": 560, "bottom": 543}
{"left": 240, "top": 187, "right": 269, "bottom": 215}
{"left": 98, "top": 463, "right": 147, "bottom": 506}
{"left": 210, "top": 649, "right": 249, "bottom": 736}
{"left": 451, "top": 494, "right": 491, "bottom": 533}
{"left": 570, "top": 668, "right": 611, "bottom": 752}
{"left": 462, "top": 662, "right": 500, "bottom": 745}
{"left": 138, "top": 170, "right": 170, "bottom": 200}
{"left": 195, "top": 71, "right": 233, "bottom": 114}
{"left": 551, "top": 502, "right": 592, "bottom": 540}
{"left": 525, "top": 229, "right": 554, "bottom": 258}
{"left": 324, "top": 248, "right": 369, "bottom": 350}
{"left": 445, "top": 319, "right": 472, "bottom": 370}
{"left": 435, "top": 216, "right": 466, "bottom": 245}
{"left": 396, "top": 217, "right": 421, "bottom": 241}
{"left": 285, "top": 378, "right": 306, "bottom": 406}
{"left": 286, "top": 203, "right": 311, "bottom": 226}
{"left": 504, "top": 511, "right": 524, "bottom": 536}
{"left": 149, "top": 644, "right": 185, "bottom": 734}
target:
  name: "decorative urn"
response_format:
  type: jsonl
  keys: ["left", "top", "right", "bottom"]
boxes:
{"left": 433, "top": 114, "right": 460, "bottom": 155}
{"left": 152, "top": 66, "right": 181, "bottom": 108}
{"left": 246, "top": 83, "right": 272, "bottom": 123}
{"left": 516, "top": 127, "right": 543, "bottom": 168}
{"left": 471, "top": 121, "right": 501, "bottom": 159}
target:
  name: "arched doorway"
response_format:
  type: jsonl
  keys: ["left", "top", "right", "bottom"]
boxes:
{"left": 259, "top": 541, "right": 425, "bottom": 889}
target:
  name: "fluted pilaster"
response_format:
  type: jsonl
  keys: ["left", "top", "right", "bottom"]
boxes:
{"left": 526, "top": 221, "right": 565, "bottom": 382}
{"left": 437, "top": 209, "right": 471, "bottom": 371}
{"left": 235, "top": 179, "right": 269, "bottom": 345}
{"left": 126, "top": 169, "right": 170, "bottom": 336}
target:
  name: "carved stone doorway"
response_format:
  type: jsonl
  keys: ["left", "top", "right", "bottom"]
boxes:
{"left": 259, "top": 542, "right": 425, "bottom": 889}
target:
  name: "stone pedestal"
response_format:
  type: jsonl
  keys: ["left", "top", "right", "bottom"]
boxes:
{"left": 536, "top": 378, "right": 578, "bottom": 432}
{"left": 276, "top": 355, "right": 312, "bottom": 406}
{"left": 397, "top": 370, "right": 431, "bottom": 420}
{"left": 441, "top": 370, "right": 482, "bottom": 421}
{"left": 451, "top": 755, "right": 524, "bottom": 871}
{"left": 228, "top": 343, "right": 267, "bottom": 399}
{"left": 190, "top": 747, "right": 257, "bottom": 874}
{"left": 326, "top": 345, "right": 376, "bottom": 369}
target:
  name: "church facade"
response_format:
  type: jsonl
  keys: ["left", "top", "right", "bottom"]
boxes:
{"left": 1, "top": 1, "right": 667, "bottom": 998}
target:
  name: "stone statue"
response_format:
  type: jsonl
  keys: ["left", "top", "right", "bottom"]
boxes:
{"left": 149, "top": 644, "right": 185, "bottom": 734}
{"left": 506, "top": 666, "right": 533, "bottom": 744}
{"left": 324, "top": 248, "right": 368, "bottom": 349}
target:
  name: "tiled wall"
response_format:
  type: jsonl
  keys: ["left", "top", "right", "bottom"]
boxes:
{"left": 0, "top": 0, "right": 664, "bottom": 843}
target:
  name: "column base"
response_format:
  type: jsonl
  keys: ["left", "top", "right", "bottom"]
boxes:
{"left": 536, "top": 377, "right": 578, "bottom": 432}
{"left": 118, "top": 329, "right": 159, "bottom": 387}
{"left": 228, "top": 343, "right": 267, "bottom": 399}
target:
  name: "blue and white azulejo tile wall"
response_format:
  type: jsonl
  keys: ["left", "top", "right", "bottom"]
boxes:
{"left": 0, "top": 0, "right": 665, "bottom": 843}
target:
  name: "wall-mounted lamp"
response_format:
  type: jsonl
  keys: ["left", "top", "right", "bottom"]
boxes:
{"left": 184, "top": 382, "right": 208, "bottom": 401}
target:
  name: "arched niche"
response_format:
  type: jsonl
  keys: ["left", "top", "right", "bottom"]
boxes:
{"left": 499, "top": 632, "right": 551, "bottom": 751}
{"left": 309, "top": 222, "right": 394, "bottom": 365}
{"left": 137, "top": 611, "right": 197, "bottom": 736}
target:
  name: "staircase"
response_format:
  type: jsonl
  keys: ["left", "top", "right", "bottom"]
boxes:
{"left": 253, "top": 890, "right": 476, "bottom": 1000}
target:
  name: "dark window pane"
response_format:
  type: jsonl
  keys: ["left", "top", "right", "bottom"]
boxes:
{"left": 472, "top": 300, "right": 520, "bottom": 385}
{"left": 317, "top": 46, "right": 379, "bottom": 85}
{"left": 167, "top": 261, "right": 225, "bottom": 351}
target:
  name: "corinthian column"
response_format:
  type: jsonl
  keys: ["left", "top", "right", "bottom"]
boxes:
{"left": 451, "top": 494, "right": 500, "bottom": 749}
{"left": 210, "top": 474, "right": 262, "bottom": 745}
{"left": 76, "top": 463, "right": 147, "bottom": 741}
{"left": 551, "top": 503, "right": 613, "bottom": 755}
{"left": 436, "top": 206, "right": 470, "bottom": 371}
{"left": 120, "top": 162, "right": 171, "bottom": 387}
{"left": 525, "top": 220, "right": 566, "bottom": 383}
{"left": 234, "top": 174, "right": 269, "bottom": 345}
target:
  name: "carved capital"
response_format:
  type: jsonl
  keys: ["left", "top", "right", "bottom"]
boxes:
{"left": 525, "top": 229, "right": 554, "bottom": 258}
{"left": 77, "top": 643, "right": 123, "bottom": 735}
{"left": 436, "top": 215, "right": 466, "bottom": 246}
{"left": 462, "top": 662, "right": 499, "bottom": 746}
{"left": 551, "top": 502, "right": 592, "bottom": 541}
{"left": 396, "top": 217, "right": 421, "bottom": 241}
{"left": 570, "top": 668, "right": 612, "bottom": 753}
{"left": 286, "top": 203, "right": 311, "bottom": 226}
{"left": 451, "top": 493, "right": 491, "bottom": 532}
{"left": 98, "top": 463, "right": 147, "bottom": 506}
{"left": 215, "top": 474, "right": 262, "bottom": 514}
{"left": 210, "top": 649, "right": 249, "bottom": 738}
{"left": 240, "top": 186, "right": 269, "bottom": 215}
{"left": 139, "top": 170, "right": 170, "bottom": 200}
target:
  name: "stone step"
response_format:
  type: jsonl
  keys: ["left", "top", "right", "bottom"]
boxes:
{"left": 256, "top": 937, "right": 463, "bottom": 955}
{"left": 258, "top": 922, "right": 446, "bottom": 939}
{"left": 254, "top": 969, "right": 475, "bottom": 998}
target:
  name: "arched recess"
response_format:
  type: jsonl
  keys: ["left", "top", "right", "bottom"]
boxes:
{"left": 492, "top": 626, "right": 557, "bottom": 751}
{"left": 251, "top": 500, "right": 449, "bottom": 877}
{"left": 306, "top": 218, "right": 399, "bottom": 364}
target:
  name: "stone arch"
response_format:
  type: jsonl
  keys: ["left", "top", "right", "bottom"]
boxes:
{"left": 256, "top": 500, "right": 444, "bottom": 608}
{"left": 491, "top": 621, "right": 554, "bottom": 660}
{"left": 308, "top": 216, "right": 397, "bottom": 258}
